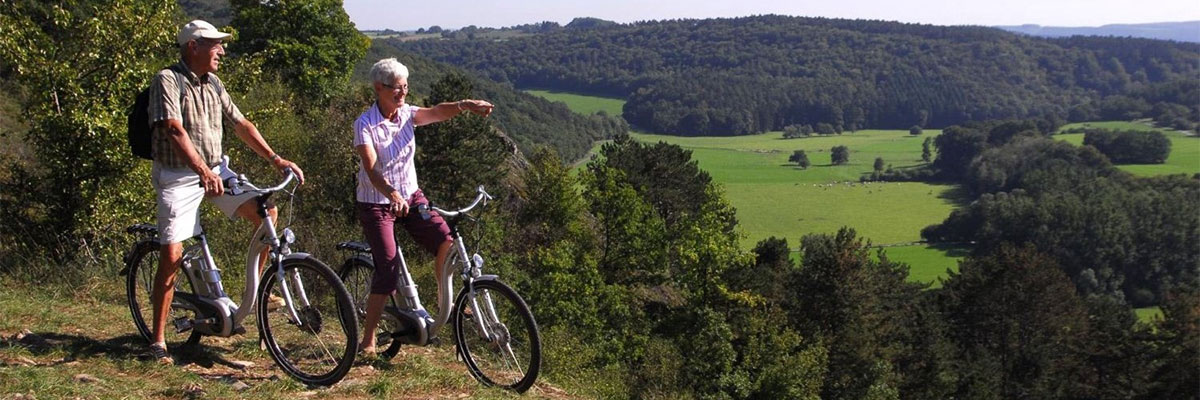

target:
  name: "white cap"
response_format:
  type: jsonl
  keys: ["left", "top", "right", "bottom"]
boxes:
{"left": 177, "top": 20, "right": 231, "bottom": 46}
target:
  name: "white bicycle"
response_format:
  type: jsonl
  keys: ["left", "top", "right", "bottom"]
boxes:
{"left": 122, "top": 156, "right": 359, "bottom": 386}
{"left": 337, "top": 186, "right": 542, "bottom": 393}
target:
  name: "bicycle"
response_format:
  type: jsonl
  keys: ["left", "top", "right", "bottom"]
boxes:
{"left": 121, "top": 156, "right": 359, "bottom": 386}
{"left": 337, "top": 185, "right": 542, "bottom": 393}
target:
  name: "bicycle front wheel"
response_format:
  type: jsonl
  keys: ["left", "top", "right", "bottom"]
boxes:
{"left": 452, "top": 279, "right": 542, "bottom": 393}
{"left": 258, "top": 255, "right": 358, "bottom": 386}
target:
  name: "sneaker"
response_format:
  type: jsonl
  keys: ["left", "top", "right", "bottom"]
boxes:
{"left": 267, "top": 294, "right": 286, "bottom": 311}
{"left": 149, "top": 343, "right": 173, "bottom": 365}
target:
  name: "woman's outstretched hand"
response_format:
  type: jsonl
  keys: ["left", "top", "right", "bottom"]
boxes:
{"left": 460, "top": 99, "right": 494, "bottom": 117}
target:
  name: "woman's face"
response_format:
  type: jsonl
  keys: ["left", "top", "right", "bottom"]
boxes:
{"left": 376, "top": 77, "right": 409, "bottom": 108}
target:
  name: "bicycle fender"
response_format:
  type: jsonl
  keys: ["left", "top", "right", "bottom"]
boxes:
{"left": 465, "top": 275, "right": 501, "bottom": 294}
{"left": 340, "top": 254, "right": 373, "bottom": 275}
{"left": 120, "top": 239, "right": 158, "bottom": 276}
{"left": 282, "top": 252, "right": 320, "bottom": 263}
{"left": 471, "top": 274, "right": 500, "bottom": 283}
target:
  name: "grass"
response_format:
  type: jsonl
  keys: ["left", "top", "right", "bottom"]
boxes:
{"left": 522, "top": 90, "right": 625, "bottom": 116}
{"left": 1056, "top": 121, "right": 1200, "bottom": 177}
{"left": 875, "top": 244, "right": 968, "bottom": 288}
{"left": 630, "top": 130, "right": 958, "bottom": 249}
{"left": 1134, "top": 307, "right": 1164, "bottom": 323}
{"left": 0, "top": 275, "right": 575, "bottom": 399}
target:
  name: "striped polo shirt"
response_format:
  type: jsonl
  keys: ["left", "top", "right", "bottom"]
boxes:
{"left": 148, "top": 61, "right": 244, "bottom": 169}
{"left": 354, "top": 102, "right": 421, "bottom": 204}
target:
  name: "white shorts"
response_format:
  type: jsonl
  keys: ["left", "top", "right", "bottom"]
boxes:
{"left": 152, "top": 162, "right": 259, "bottom": 244}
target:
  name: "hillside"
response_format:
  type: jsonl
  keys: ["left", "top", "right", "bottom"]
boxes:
{"left": 997, "top": 21, "right": 1200, "bottom": 43}
{"left": 390, "top": 15, "right": 1200, "bottom": 136}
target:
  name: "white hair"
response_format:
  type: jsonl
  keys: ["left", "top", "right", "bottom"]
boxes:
{"left": 369, "top": 58, "right": 409, "bottom": 84}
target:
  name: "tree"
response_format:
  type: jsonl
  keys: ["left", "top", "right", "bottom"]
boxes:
{"left": 966, "top": 137, "right": 1113, "bottom": 196}
{"left": 909, "top": 125, "right": 923, "bottom": 135}
{"left": 1082, "top": 295, "right": 1156, "bottom": 399}
{"left": 229, "top": 0, "right": 369, "bottom": 99}
{"left": 932, "top": 125, "right": 988, "bottom": 178}
{"left": 1083, "top": 129, "right": 1172, "bottom": 164}
{"left": 787, "top": 228, "right": 930, "bottom": 399}
{"left": 0, "top": 0, "right": 178, "bottom": 254}
{"left": 831, "top": 146, "right": 850, "bottom": 165}
{"left": 938, "top": 244, "right": 1094, "bottom": 399}
{"left": 725, "top": 237, "right": 793, "bottom": 304}
{"left": 783, "top": 124, "right": 811, "bottom": 139}
{"left": 921, "top": 137, "right": 933, "bottom": 162}
{"left": 873, "top": 157, "right": 885, "bottom": 172}
{"left": 593, "top": 134, "right": 727, "bottom": 231}
{"left": 789, "top": 150, "right": 811, "bottom": 169}
{"left": 1146, "top": 286, "right": 1200, "bottom": 398}
{"left": 816, "top": 123, "right": 836, "bottom": 135}
{"left": 414, "top": 72, "right": 511, "bottom": 206}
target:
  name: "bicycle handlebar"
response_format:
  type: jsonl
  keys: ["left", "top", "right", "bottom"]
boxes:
{"left": 427, "top": 185, "right": 492, "bottom": 219}
{"left": 204, "top": 155, "right": 297, "bottom": 196}
{"left": 231, "top": 169, "right": 295, "bottom": 195}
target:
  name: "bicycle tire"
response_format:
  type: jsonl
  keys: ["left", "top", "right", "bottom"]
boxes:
{"left": 257, "top": 255, "right": 358, "bottom": 386}
{"left": 337, "top": 256, "right": 403, "bottom": 359}
{"left": 452, "top": 279, "right": 542, "bottom": 393}
{"left": 125, "top": 240, "right": 201, "bottom": 347}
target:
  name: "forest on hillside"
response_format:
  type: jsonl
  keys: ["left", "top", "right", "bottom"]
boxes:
{"left": 394, "top": 15, "right": 1200, "bottom": 136}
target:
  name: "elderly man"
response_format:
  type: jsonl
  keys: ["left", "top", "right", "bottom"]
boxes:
{"left": 353, "top": 58, "right": 493, "bottom": 354}
{"left": 146, "top": 20, "right": 304, "bottom": 364}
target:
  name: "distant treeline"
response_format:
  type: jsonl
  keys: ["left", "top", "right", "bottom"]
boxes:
{"left": 392, "top": 15, "right": 1200, "bottom": 135}
{"left": 360, "top": 40, "right": 628, "bottom": 162}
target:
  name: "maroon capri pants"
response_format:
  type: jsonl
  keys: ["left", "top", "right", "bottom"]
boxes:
{"left": 356, "top": 190, "right": 453, "bottom": 295}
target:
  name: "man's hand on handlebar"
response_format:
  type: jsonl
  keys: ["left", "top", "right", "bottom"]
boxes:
{"left": 272, "top": 157, "right": 305, "bottom": 185}
{"left": 201, "top": 170, "right": 224, "bottom": 197}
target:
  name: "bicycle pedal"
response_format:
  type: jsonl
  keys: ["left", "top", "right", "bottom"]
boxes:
{"left": 172, "top": 317, "right": 193, "bottom": 333}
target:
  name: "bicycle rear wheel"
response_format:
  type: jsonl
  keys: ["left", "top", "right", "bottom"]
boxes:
{"left": 452, "top": 279, "right": 541, "bottom": 393}
{"left": 338, "top": 256, "right": 403, "bottom": 359}
{"left": 125, "top": 241, "right": 200, "bottom": 347}
{"left": 258, "top": 255, "right": 358, "bottom": 386}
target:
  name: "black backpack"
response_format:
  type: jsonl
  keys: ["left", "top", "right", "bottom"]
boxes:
{"left": 126, "top": 65, "right": 189, "bottom": 160}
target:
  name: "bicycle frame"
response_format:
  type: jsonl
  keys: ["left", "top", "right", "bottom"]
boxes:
{"left": 376, "top": 187, "right": 503, "bottom": 345}
{"left": 134, "top": 158, "right": 316, "bottom": 338}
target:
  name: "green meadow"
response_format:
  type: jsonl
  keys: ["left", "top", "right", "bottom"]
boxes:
{"left": 1055, "top": 121, "right": 1200, "bottom": 176}
{"left": 528, "top": 90, "right": 964, "bottom": 285}
{"left": 523, "top": 90, "right": 625, "bottom": 116}
{"left": 631, "top": 131, "right": 964, "bottom": 286}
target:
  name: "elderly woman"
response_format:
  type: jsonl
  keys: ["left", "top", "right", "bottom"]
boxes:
{"left": 354, "top": 58, "right": 493, "bottom": 354}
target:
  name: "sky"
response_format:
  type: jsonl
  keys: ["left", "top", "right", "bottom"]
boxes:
{"left": 344, "top": 0, "right": 1200, "bottom": 31}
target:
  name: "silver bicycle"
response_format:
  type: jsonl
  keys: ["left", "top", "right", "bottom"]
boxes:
{"left": 337, "top": 186, "right": 542, "bottom": 393}
{"left": 122, "top": 156, "right": 359, "bottom": 386}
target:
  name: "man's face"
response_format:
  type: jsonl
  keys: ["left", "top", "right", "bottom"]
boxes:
{"left": 189, "top": 38, "right": 225, "bottom": 73}
{"left": 376, "top": 77, "right": 408, "bottom": 106}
